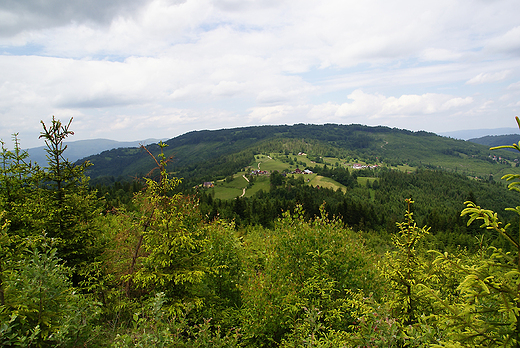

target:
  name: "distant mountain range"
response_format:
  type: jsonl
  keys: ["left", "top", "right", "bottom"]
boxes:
{"left": 27, "top": 138, "right": 163, "bottom": 166}
{"left": 439, "top": 127, "right": 519, "bottom": 140}
{"left": 26, "top": 126, "right": 520, "bottom": 165}
{"left": 24, "top": 125, "right": 520, "bottom": 184}
{"left": 468, "top": 134, "right": 520, "bottom": 148}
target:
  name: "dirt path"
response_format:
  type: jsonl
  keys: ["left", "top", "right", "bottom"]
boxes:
{"left": 257, "top": 155, "right": 271, "bottom": 170}
{"left": 237, "top": 175, "right": 249, "bottom": 198}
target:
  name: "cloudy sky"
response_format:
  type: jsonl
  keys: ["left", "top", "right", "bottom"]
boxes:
{"left": 1, "top": 0, "right": 520, "bottom": 148}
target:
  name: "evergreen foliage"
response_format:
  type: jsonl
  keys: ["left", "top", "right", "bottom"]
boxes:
{"left": 237, "top": 205, "right": 380, "bottom": 347}
{"left": 1, "top": 134, "right": 42, "bottom": 238}
{"left": 38, "top": 117, "right": 101, "bottom": 270}
{"left": 381, "top": 199, "right": 432, "bottom": 326}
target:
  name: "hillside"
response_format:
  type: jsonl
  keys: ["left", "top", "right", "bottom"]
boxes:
{"left": 82, "top": 123, "right": 519, "bottom": 186}
{"left": 439, "top": 127, "right": 519, "bottom": 140}
{"left": 468, "top": 133, "right": 520, "bottom": 148}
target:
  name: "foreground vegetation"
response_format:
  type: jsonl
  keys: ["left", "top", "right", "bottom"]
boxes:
{"left": 2, "top": 117, "right": 520, "bottom": 347}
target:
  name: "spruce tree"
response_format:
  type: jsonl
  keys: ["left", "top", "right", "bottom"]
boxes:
{"left": 38, "top": 116, "right": 100, "bottom": 272}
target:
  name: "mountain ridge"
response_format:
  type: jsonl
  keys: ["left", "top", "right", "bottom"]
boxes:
{"left": 75, "top": 123, "right": 520, "bottom": 186}
{"left": 439, "top": 127, "right": 519, "bottom": 140}
{"left": 23, "top": 125, "right": 520, "bottom": 165}
{"left": 26, "top": 138, "right": 163, "bottom": 166}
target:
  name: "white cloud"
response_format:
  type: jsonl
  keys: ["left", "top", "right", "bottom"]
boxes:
{"left": 508, "top": 81, "right": 520, "bottom": 90}
{"left": 0, "top": 0, "right": 151, "bottom": 36}
{"left": 322, "top": 90, "right": 473, "bottom": 119}
{"left": 441, "top": 97, "right": 474, "bottom": 110}
{"left": 210, "top": 80, "right": 245, "bottom": 97}
{"left": 336, "top": 90, "right": 387, "bottom": 117}
{"left": 486, "top": 26, "right": 520, "bottom": 55}
{"left": 1, "top": 0, "right": 520, "bottom": 146}
{"left": 466, "top": 70, "right": 511, "bottom": 85}
{"left": 248, "top": 105, "right": 295, "bottom": 123}
{"left": 419, "top": 48, "right": 462, "bottom": 62}
{"left": 248, "top": 104, "right": 310, "bottom": 123}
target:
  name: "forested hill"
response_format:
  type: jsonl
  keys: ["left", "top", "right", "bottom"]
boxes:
{"left": 469, "top": 133, "right": 520, "bottom": 148}
{"left": 81, "top": 123, "right": 517, "bottom": 185}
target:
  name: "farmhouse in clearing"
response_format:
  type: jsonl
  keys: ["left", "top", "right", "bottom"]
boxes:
{"left": 351, "top": 164, "right": 379, "bottom": 170}
{"left": 292, "top": 168, "right": 313, "bottom": 174}
{"left": 251, "top": 170, "right": 269, "bottom": 175}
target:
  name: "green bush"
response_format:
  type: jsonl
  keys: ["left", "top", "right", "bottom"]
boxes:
{"left": 238, "top": 204, "right": 381, "bottom": 347}
{"left": 0, "top": 241, "right": 100, "bottom": 347}
{"left": 111, "top": 292, "right": 240, "bottom": 348}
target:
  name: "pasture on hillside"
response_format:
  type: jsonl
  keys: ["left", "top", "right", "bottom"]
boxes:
{"left": 209, "top": 152, "right": 383, "bottom": 200}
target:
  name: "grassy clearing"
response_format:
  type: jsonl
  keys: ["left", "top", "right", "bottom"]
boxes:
{"left": 245, "top": 176, "right": 271, "bottom": 197}
{"left": 396, "top": 164, "right": 416, "bottom": 173}
{"left": 212, "top": 175, "right": 248, "bottom": 200}
{"left": 357, "top": 177, "right": 378, "bottom": 186}
{"left": 295, "top": 155, "right": 314, "bottom": 168}
{"left": 322, "top": 157, "right": 344, "bottom": 167}
{"left": 212, "top": 186, "right": 243, "bottom": 200}
{"left": 257, "top": 156, "right": 290, "bottom": 172}
{"left": 212, "top": 150, "right": 518, "bottom": 201}
{"left": 309, "top": 175, "right": 347, "bottom": 193}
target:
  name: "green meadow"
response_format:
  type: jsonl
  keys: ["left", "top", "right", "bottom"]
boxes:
{"left": 210, "top": 153, "right": 381, "bottom": 200}
{"left": 207, "top": 150, "right": 520, "bottom": 201}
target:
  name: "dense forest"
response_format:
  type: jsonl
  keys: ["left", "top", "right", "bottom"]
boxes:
{"left": 2, "top": 117, "right": 520, "bottom": 347}
{"left": 196, "top": 167, "right": 517, "bottom": 252}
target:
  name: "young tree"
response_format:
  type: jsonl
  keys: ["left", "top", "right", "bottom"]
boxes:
{"left": 0, "top": 212, "right": 11, "bottom": 307}
{"left": 0, "top": 134, "right": 42, "bottom": 237}
{"left": 380, "top": 199, "right": 432, "bottom": 326}
{"left": 423, "top": 116, "right": 520, "bottom": 347}
{"left": 121, "top": 143, "right": 211, "bottom": 312}
{"left": 238, "top": 204, "right": 380, "bottom": 347}
{"left": 0, "top": 238, "right": 101, "bottom": 347}
{"left": 38, "top": 117, "right": 101, "bottom": 273}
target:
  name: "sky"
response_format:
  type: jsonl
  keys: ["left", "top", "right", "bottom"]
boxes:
{"left": 1, "top": 0, "right": 520, "bottom": 148}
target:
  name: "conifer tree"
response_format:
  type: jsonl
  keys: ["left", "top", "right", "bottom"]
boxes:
{"left": 38, "top": 116, "right": 100, "bottom": 272}
{"left": 0, "top": 134, "right": 41, "bottom": 237}
{"left": 424, "top": 116, "right": 520, "bottom": 347}
{"left": 380, "top": 199, "right": 432, "bottom": 325}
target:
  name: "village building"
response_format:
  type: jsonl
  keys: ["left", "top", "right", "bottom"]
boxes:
{"left": 351, "top": 164, "right": 379, "bottom": 170}
{"left": 291, "top": 168, "right": 313, "bottom": 174}
{"left": 251, "top": 170, "right": 269, "bottom": 175}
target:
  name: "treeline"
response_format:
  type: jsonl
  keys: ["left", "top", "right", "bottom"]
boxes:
{"left": 97, "top": 163, "right": 517, "bottom": 252}
{"left": 196, "top": 167, "right": 517, "bottom": 251}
